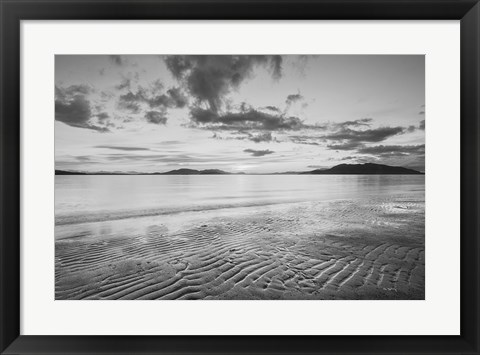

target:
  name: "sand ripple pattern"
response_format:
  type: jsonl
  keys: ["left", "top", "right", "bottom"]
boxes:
{"left": 55, "top": 195, "right": 425, "bottom": 300}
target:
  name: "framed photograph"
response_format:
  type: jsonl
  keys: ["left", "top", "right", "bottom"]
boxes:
{"left": 1, "top": 0, "right": 479, "bottom": 354}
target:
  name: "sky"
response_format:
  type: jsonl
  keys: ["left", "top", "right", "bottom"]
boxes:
{"left": 55, "top": 55, "right": 425, "bottom": 173}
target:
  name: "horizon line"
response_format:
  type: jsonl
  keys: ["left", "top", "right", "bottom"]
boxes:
{"left": 55, "top": 163, "right": 425, "bottom": 175}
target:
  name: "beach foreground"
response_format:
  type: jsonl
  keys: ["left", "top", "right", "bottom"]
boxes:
{"left": 55, "top": 193, "right": 424, "bottom": 300}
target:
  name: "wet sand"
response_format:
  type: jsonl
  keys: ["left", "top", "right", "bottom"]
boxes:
{"left": 55, "top": 195, "right": 425, "bottom": 300}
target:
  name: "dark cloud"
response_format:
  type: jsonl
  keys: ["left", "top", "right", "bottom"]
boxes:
{"left": 335, "top": 118, "right": 372, "bottom": 129}
{"left": 96, "top": 112, "right": 110, "bottom": 121}
{"left": 419, "top": 120, "right": 425, "bottom": 130}
{"left": 190, "top": 107, "right": 304, "bottom": 131}
{"left": 117, "top": 86, "right": 187, "bottom": 116}
{"left": 118, "top": 90, "right": 145, "bottom": 103}
{"left": 324, "top": 126, "right": 405, "bottom": 144}
{"left": 95, "top": 145, "right": 150, "bottom": 151}
{"left": 263, "top": 106, "right": 281, "bottom": 112}
{"left": 118, "top": 100, "right": 141, "bottom": 114}
{"left": 243, "top": 149, "right": 274, "bottom": 157}
{"left": 288, "top": 119, "right": 414, "bottom": 149}
{"left": 148, "top": 88, "right": 188, "bottom": 109}
{"left": 164, "top": 55, "right": 282, "bottom": 113}
{"left": 109, "top": 55, "right": 124, "bottom": 66}
{"left": 286, "top": 93, "right": 303, "bottom": 105}
{"left": 166, "top": 87, "right": 188, "bottom": 108}
{"left": 55, "top": 85, "right": 92, "bottom": 101}
{"left": 164, "top": 56, "right": 193, "bottom": 79}
{"left": 146, "top": 94, "right": 172, "bottom": 108}
{"left": 145, "top": 110, "right": 167, "bottom": 124}
{"left": 55, "top": 93, "right": 108, "bottom": 132}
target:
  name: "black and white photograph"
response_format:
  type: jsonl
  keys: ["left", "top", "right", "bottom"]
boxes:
{"left": 55, "top": 55, "right": 425, "bottom": 300}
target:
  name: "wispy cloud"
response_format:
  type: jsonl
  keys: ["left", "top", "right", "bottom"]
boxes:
{"left": 95, "top": 145, "right": 150, "bottom": 151}
{"left": 243, "top": 149, "right": 275, "bottom": 157}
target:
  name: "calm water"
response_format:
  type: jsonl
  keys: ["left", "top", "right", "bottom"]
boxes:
{"left": 55, "top": 175, "right": 424, "bottom": 225}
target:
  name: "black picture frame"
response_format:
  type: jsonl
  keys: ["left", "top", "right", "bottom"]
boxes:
{"left": 1, "top": 1, "right": 479, "bottom": 354}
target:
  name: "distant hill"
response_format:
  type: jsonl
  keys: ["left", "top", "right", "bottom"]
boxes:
{"left": 160, "top": 168, "right": 230, "bottom": 175}
{"left": 55, "top": 170, "right": 87, "bottom": 175}
{"left": 303, "top": 163, "right": 423, "bottom": 175}
{"left": 55, "top": 168, "right": 231, "bottom": 175}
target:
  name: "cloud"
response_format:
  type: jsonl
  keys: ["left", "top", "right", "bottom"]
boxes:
{"left": 115, "top": 78, "right": 131, "bottom": 90}
{"left": 243, "top": 149, "right": 275, "bottom": 157}
{"left": 96, "top": 112, "right": 110, "bottom": 121}
{"left": 55, "top": 91, "right": 108, "bottom": 132}
{"left": 346, "top": 144, "right": 425, "bottom": 171}
{"left": 109, "top": 55, "right": 124, "bottom": 66}
{"left": 95, "top": 145, "right": 150, "bottom": 151}
{"left": 339, "top": 155, "right": 376, "bottom": 164}
{"left": 156, "top": 140, "right": 183, "bottom": 145}
{"left": 335, "top": 118, "right": 372, "bottom": 129}
{"left": 166, "top": 87, "right": 188, "bottom": 108}
{"left": 419, "top": 111, "right": 425, "bottom": 115}
{"left": 327, "top": 142, "right": 364, "bottom": 150}
{"left": 145, "top": 110, "right": 167, "bottom": 124}
{"left": 103, "top": 153, "right": 192, "bottom": 162}
{"left": 358, "top": 144, "right": 425, "bottom": 155}
{"left": 286, "top": 93, "right": 303, "bottom": 105}
{"left": 118, "top": 99, "right": 141, "bottom": 114}
{"left": 164, "top": 55, "right": 283, "bottom": 113}
{"left": 99, "top": 152, "right": 250, "bottom": 165}
{"left": 263, "top": 106, "right": 281, "bottom": 112}
{"left": 324, "top": 126, "right": 405, "bottom": 145}
{"left": 419, "top": 120, "right": 425, "bottom": 130}
{"left": 289, "top": 135, "right": 322, "bottom": 146}
{"left": 55, "top": 85, "right": 92, "bottom": 101}
{"left": 117, "top": 86, "right": 187, "bottom": 117}
{"left": 250, "top": 132, "right": 274, "bottom": 143}
{"left": 147, "top": 88, "right": 188, "bottom": 109}
{"left": 190, "top": 107, "right": 305, "bottom": 131}
{"left": 287, "top": 119, "right": 414, "bottom": 150}
{"left": 74, "top": 156, "right": 92, "bottom": 162}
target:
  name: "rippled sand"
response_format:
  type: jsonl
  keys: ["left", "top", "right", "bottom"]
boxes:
{"left": 55, "top": 195, "right": 424, "bottom": 300}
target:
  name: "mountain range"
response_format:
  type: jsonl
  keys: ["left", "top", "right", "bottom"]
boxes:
{"left": 55, "top": 163, "right": 423, "bottom": 175}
